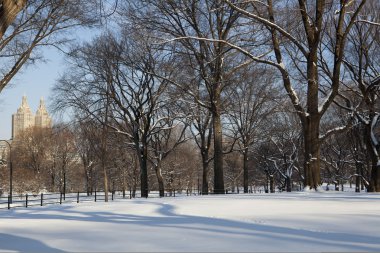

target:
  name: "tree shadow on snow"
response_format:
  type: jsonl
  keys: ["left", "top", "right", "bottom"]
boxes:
{"left": 1, "top": 202, "right": 380, "bottom": 252}
{"left": 0, "top": 233, "right": 67, "bottom": 253}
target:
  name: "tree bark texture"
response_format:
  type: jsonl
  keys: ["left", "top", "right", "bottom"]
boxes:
{"left": 102, "top": 160, "right": 109, "bottom": 202}
{"left": 364, "top": 123, "right": 380, "bottom": 192}
{"left": 355, "top": 162, "right": 361, "bottom": 193}
{"left": 369, "top": 165, "right": 380, "bottom": 192}
{"left": 285, "top": 176, "right": 292, "bottom": 192}
{"left": 269, "top": 175, "right": 275, "bottom": 193}
{"left": 212, "top": 104, "right": 225, "bottom": 194}
{"left": 154, "top": 165, "right": 165, "bottom": 197}
{"left": 243, "top": 149, "right": 249, "bottom": 193}
{"left": 139, "top": 146, "right": 149, "bottom": 198}
{"left": 0, "top": 0, "right": 26, "bottom": 39}
{"left": 303, "top": 115, "right": 321, "bottom": 190}
{"left": 201, "top": 150, "right": 209, "bottom": 195}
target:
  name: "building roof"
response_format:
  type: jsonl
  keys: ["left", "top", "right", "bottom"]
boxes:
{"left": 16, "top": 95, "right": 33, "bottom": 115}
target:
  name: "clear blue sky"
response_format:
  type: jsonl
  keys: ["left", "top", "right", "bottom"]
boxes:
{"left": 0, "top": 47, "right": 65, "bottom": 140}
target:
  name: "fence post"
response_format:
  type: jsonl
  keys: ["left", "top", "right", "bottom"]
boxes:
{"left": 174, "top": 189, "right": 176, "bottom": 197}
{"left": 8, "top": 195, "right": 10, "bottom": 209}
{"left": 26, "top": 194, "right": 28, "bottom": 208}
{"left": 60, "top": 192, "right": 62, "bottom": 205}
{"left": 41, "top": 193, "right": 43, "bottom": 206}
{"left": 77, "top": 192, "right": 79, "bottom": 203}
{"left": 112, "top": 191, "right": 114, "bottom": 201}
{"left": 95, "top": 191, "right": 97, "bottom": 202}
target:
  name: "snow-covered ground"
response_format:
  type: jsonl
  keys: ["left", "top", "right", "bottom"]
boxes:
{"left": 1, "top": 192, "right": 380, "bottom": 252}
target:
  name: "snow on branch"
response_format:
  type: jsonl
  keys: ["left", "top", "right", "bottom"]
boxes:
{"left": 267, "top": 158, "right": 287, "bottom": 179}
{"left": 318, "top": 91, "right": 332, "bottom": 114}
{"left": 319, "top": 125, "right": 348, "bottom": 142}
{"left": 224, "top": 0, "right": 308, "bottom": 57}
{"left": 161, "top": 37, "right": 306, "bottom": 119}
{"left": 355, "top": 20, "right": 380, "bottom": 27}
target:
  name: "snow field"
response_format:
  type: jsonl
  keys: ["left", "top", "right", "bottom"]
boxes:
{"left": 1, "top": 192, "right": 380, "bottom": 252}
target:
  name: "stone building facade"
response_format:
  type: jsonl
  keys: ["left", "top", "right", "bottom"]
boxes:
{"left": 11, "top": 96, "right": 52, "bottom": 139}
{"left": 0, "top": 96, "right": 52, "bottom": 165}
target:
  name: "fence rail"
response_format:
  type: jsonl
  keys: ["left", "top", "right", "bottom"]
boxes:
{"left": 1, "top": 186, "right": 358, "bottom": 210}
{"left": 0, "top": 191, "right": 143, "bottom": 210}
{"left": 0, "top": 188, "right": 243, "bottom": 210}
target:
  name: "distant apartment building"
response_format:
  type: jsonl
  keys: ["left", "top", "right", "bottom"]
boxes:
{"left": 1, "top": 96, "right": 52, "bottom": 168}
{"left": 1, "top": 96, "right": 52, "bottom": 162}
{"left": 11, "top": 95, "right": 52, "bottom": 139}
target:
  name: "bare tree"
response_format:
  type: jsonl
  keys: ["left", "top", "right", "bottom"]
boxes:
{"left": 341, "top": 0, "right": 380, "bottom": 191}
{"left": 321, "top": 133, "right": 355, "bottom": 191}
{"left": 127, "top": 0, "right": 251, "bottom": 193}
{"left": 52, "top": 27, "right": 176, "bottom": 198}
{"left": 11, "top": 126, "right": 53, "bottom": 192}
{"left": 0, "top": 0, "right": 94, "bottom": 92}
{"left": 225, "top": 66, "right": 279, "bottom": 193}
{"left": 269, "top": 111, "right": 303, "bottom": 192}
{"left": 149, "top": 108, "right": 188, "bottom": 197}
{"left": 220, "top": 0, "right": 367, "bottom": 190}
{"left": 74, "top": 120, "right": 98, "bottom": 195}
{"left": 176, "top": 78, "right": 213, "bottom": 194}
{"left": 13, "top": 127, "right": 51, "bottom": 174}
{"left": 49, "top": 125, "right": 78, "bottom": 195}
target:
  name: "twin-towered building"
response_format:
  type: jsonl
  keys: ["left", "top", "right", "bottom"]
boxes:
{"left": 1, "top": 95, "right": 52, "bottom": 162}
{"left": 11, "top": 95, "right": 52, "bottom": 139}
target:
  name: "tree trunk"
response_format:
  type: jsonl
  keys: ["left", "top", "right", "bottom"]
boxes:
{"left": 85, "top": 167, "right": 93, "bottom": 196}
{"left": 369, "top": 164, "right": 380, "bottom": 192}
{"left": 201, "top": 150, "right": 209, "bottom": 195}
{"left": 0, "top": 0, "right": 27, "bottom": 40}
{"left": 364, "top": 122, "right": 380, "bottom": 192}
{"left": 243, "top": 148, "right": 249, "bottom": 193}
{"left": 139, "top": 145, "right": 149, "bottom": 198}
{"left": 369, "top": 149, "right": 380, "bottom": 192}
{"left": 303, "top": 115, "right": 321, "bottom": 190}
{"left": 269, "top": 175, "right": 275, "bottom": 193}
{"left": 355, "top": 164, "right": 361, "bottom": 193}
{"left": 286, "top": 176, "right": 292, "bottom": 192}
{"left": 361, "top": 165, "right": 365, "bottom": 191}
{"left": 102, "top": 161, "right": 108, "bottom": 202}
{"left": 122, "top": 168, "right": 126, "bottom": 198}
{"left": 201, "top": 147, "right": 209, "bottom": 195}
{"left": 85, "top": 169, "right": 90, "bottom": 196}
{"left": 155, "top": 165, "right": 165, "bottom": 197}
{"left": 51, "top": 173, "right": 55, "bottom": 192}
{"left": 212, "top": 100, "right": 225, "bottom": 194}
{"left": 63, "top": 170, "right": 67, "bottom": 196}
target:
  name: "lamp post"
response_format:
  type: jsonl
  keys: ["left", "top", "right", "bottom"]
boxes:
{"left": 0, "top": 140, "right": 12, "bottom": 203}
